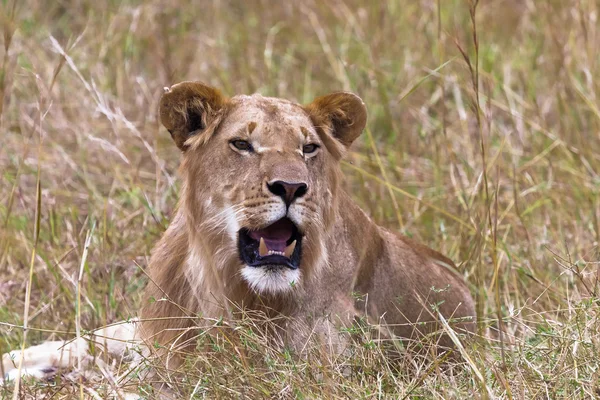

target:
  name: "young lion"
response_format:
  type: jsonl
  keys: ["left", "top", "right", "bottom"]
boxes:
{"left": 2, "top": 82, "right": 475, "bottom": 384}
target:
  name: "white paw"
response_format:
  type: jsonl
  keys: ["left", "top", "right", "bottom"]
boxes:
{"left": 3, "top": 366, "right": 57, "bottom": 382}
{"left": 2, "top": 339, "right": 88, "bottom": 384}
{"left": 1, "top": 320, "right": 142, "bottom": 385}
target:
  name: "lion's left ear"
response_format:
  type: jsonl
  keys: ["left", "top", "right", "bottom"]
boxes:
{"left": 304, "top": 92, "right": 368, "bottom": 149}
{"left": 159, "top": 81, "right": 227, "bottom": 151}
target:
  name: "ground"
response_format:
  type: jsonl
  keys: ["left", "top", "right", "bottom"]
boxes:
{"left": 1, "top": 0, "right": 599, "bottom": 398}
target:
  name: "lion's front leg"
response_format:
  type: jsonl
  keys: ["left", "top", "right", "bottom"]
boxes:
{"left": 1, "top": 338, "right": 89, "bottom": 382}
{"left": 1, "top": 319, "right": 141, "bottom": 383}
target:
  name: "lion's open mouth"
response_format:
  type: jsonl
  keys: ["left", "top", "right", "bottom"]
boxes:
{"left": 238, "top": 218, "right": 303, "bottom": 270}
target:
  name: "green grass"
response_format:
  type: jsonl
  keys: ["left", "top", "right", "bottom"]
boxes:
{"left": 1, "top": 0, "right": 600, "bottom": 398}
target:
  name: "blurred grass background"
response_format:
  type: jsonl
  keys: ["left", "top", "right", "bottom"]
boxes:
{"left": 1, "top": 0, "right": 600, "bottom": 398}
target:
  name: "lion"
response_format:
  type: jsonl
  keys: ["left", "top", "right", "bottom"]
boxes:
{"left": 2, "top": 82, "right": 475, "bottom": 387}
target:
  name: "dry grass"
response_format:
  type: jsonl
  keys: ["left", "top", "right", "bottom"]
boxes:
{"left": 1, "top": 0, "right": 600, "bottom": 398}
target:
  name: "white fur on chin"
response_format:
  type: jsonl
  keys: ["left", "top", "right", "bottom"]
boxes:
{"left": 241, "top": 265, "right": 300, "bottom": 294}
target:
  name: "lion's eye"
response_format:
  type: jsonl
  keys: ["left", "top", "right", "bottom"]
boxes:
{"left": 230, "top": 140, "right": 253, "bottom": 152}
{"left": 303, "top": 144, "right": 319, "bottom": 155}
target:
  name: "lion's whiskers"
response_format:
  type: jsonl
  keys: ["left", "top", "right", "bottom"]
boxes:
{"left": 200, "top": 203, "right": 245, "bottom": 232}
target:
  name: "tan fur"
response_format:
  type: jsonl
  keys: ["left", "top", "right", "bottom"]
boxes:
{"left": 2, "top": 83, "right": 475, "bottom": 385}
{"left": 141, "top": 82, "right": 476, "bottom": 363}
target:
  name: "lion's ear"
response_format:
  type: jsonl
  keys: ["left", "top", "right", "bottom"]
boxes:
{"left": 304, "top": 92, "right": 367, "bottom": 149}
{"left": 159, "top": 81, "right": 227, "bottom": 150}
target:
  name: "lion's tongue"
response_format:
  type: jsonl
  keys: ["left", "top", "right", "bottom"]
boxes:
{"left": 249, "top": 219, "right": 294, "bottom": 253}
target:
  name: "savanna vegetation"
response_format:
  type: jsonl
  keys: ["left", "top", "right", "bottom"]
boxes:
{"left": 1, "top": 0, "right": 599, "bottom": 398}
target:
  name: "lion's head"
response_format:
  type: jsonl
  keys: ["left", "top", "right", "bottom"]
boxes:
{"left": 159, "top": 82, "right": 367, "bottom": 296}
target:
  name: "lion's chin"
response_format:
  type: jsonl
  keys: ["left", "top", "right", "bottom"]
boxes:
{"left": 241, "top": 265, "right": 301, "bottom": 294}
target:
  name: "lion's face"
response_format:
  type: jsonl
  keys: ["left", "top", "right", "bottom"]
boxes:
{"left": 184, "top": 96, "right": 336, "bottom": 294}
{"left": 159, "top": 82, "right": 367, "bottom": 295}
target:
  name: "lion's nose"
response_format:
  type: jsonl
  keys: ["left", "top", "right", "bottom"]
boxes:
{"left": 267, "top": 180, "right": 308, "bottom": 206}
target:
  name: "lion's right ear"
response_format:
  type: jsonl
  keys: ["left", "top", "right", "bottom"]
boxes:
{"left": 159, "top": 81, "right": 227, "bottom": 151}
{"left": 304, "top": 92, "right": 367, "bottom": 159}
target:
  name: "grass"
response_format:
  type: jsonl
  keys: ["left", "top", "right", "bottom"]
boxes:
{"left": 1, "top": 0, "right": 600, "bottom": 398}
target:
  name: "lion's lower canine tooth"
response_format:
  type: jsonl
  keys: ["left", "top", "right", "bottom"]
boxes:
{"left": 284, "top": 240, "right": 297, "bottom": 258}
{"left": 259, "top": 237, "right": 268, "bottom": 257}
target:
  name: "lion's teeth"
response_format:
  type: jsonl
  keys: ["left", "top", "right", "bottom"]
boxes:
{"left": 259, "top": 238, "right": 295, "bottom": 258}
{"left": 284, "top": 240, "right": 297, "bottom": 258}
{"left": 259, "top": 237, "right": 268, "bottom": 257}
